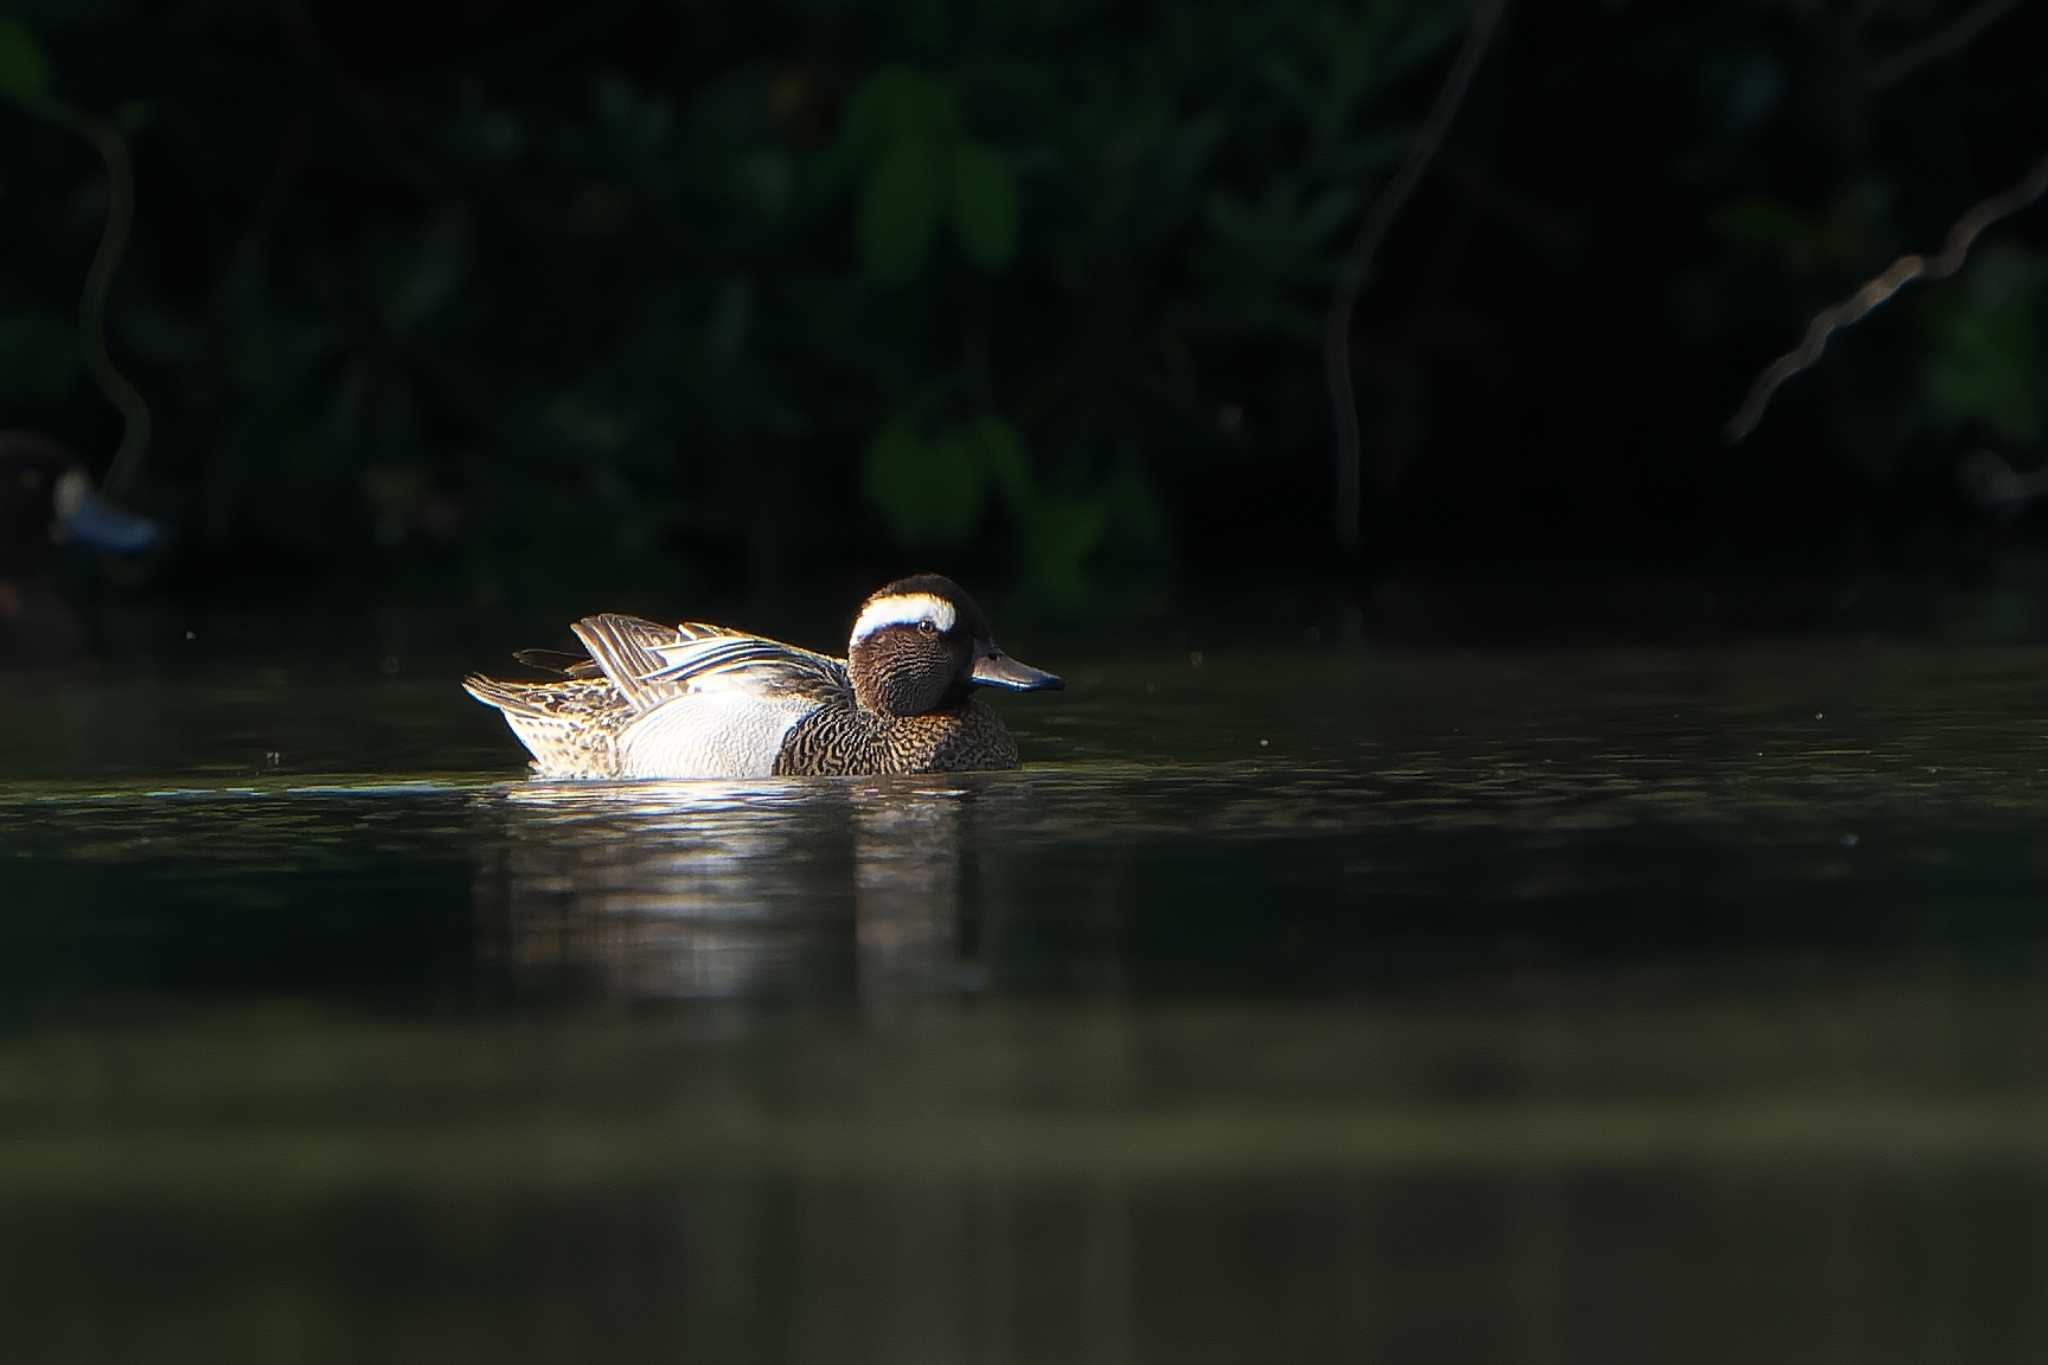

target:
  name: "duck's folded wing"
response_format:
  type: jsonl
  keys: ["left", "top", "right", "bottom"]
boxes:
{"left": 570, "top": 613, "right": 848, "bottom": 712}
{"left": 511, "top": 621, "right": 747, "bottom": 680}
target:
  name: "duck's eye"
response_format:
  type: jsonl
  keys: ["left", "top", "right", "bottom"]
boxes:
{"left": 917, "top": 619, "right": 938, "bottom": 637}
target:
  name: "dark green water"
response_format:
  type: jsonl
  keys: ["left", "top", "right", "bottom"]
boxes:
{"left": 4, "top": 633, "right": 2048, "bottom": 1362}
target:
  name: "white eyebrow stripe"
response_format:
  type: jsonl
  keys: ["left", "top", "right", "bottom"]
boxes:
{"left": 851, "top": 592, "right": 956, "bottom": 642}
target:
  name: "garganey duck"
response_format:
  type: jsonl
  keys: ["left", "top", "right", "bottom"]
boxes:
{"left": 464, "top": 573, "right": 1063, "bottom": 778}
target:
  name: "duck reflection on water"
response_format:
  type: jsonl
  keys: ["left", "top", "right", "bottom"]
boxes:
{"left": 470, "top": 776, "right": 1005, "bottom": 1003}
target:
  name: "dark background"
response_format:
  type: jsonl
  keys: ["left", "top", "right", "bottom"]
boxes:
{"left": 4, "top": 0, "right": 2046, "bottom": 622}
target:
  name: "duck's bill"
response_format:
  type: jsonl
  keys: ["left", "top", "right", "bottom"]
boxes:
{"left": 62, "top": 482, "right": 160, "bottom": 554}
{"left": 971, "top": 651, "right": 1064, "bottom": 692}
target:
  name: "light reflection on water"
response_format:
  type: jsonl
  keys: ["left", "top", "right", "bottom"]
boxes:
{"left": 3, "top": 639, "right": 2048, "bottom": 1361}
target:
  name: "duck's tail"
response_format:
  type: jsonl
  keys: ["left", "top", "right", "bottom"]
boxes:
{"left": 462, "top": 673, "right": 626, "bottom": 779}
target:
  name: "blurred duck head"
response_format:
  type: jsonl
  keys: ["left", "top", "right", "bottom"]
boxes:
{"left": 0, "top": 431, "right": 160, "bottom": 578}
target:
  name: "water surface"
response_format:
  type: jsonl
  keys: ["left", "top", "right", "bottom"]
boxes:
{"left": 4, "top": 633, "right": 2046, "bottom": 1362}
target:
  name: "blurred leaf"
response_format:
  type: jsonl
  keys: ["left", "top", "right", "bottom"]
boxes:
{"left": 834, "top": 66, "right": 956, "bottom": 171}
{"left": 0, "top": 19, "right": 52, "bottom": 103}
{"left": 1009, "top": 453, "right": 1168, "bottom": 602}
{"left": 379, "top": 212, "right": 473, "bottom": 334}
{"left": 1711, "top": 198, "right": 1823, "bottom": 264}
{"left": 1919, "top": 247, "right": 2048, "bottom": 444}
{"left": 949, "top": 141, "right": 1019, "bottom": 271}
{"left": 1192, "top": 180, "right": 1339, "bottom": 341}
{"left": 448, "top": 79, "right": 525, "bottom": 163}
{"left": 111, "top": 99, "right": 155, "bottom": 135}
{"left": 736, "top": 151, "right": 793, "bottom": 224}
{"left": 1257, "top": 55, "right": 1314, "bottom": 113}
{"left": 1711, "top": 184, "right": 1888, "bottom": 275}
{"left": 859, "top": 134, "right": 943, "bottom": 284}
{"left": 1021, "top": 492, "right": 1111, "bottom": 601}
{"left": 591, "top": 72, "right": 673, "bottom": 151}
{"left": 835, "top": 65, "right": 917, "bottom": 164}
{"left": 544, "top": 393, "right": 642, "bottom": 454}
{"left": 971, "top": 414, "right": 1033, "bottom": 507}
{"left": 1103, "top": 461, "right": 1169, "bottom": 556}
{"left": 891, "top": 69, "right": 958, "bottom": 142}
{"left": 863, "top": 420, "right": 989, "bottom": 545}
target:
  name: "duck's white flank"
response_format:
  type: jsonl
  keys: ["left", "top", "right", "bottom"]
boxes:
{"left": 616, "top": 686, "right": 817, "bottom": 778}
{"left": 851, "top": 592, "right": 956, "bottom": 642}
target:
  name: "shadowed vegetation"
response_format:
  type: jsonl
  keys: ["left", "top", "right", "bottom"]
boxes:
{"left": 2, "top": 2, "right": 2046, "bottom": 610}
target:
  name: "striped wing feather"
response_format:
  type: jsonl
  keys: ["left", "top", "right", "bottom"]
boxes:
{"left": 571, "top": 613, "right": 847, "bottom": 712}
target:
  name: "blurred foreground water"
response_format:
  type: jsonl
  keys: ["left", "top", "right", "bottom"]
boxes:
{"left": 3, "top": 625, "right": 2046, "bottom": 1363}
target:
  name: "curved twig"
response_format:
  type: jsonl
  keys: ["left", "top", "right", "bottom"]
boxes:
{"left": 8, "top": 90, "right": 151, "bottom": 496}
{"left": 1325, "top": 0, "right": 1508, "bottom": 554}
{"left": 1867, "top": 0, "right": 2018, "bottom": 90}
{"left": 1725, "top": 152, "right": 2048, "bottom": 443}
{"left": 72, "top": 110, "right": 150, "bottom": 496}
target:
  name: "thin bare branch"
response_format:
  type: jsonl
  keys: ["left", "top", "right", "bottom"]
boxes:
{"left": 1326, "top": 0, "right": 1508, "bottom": 554}
{"left": 1867, "top": 0, "right": 2018, "bottom": 89}
{"left": 8, "top": 91, "right": 152, "bottom": 497}
{"left": 1724, "top": 151, "right": 2048, "bottom": 443}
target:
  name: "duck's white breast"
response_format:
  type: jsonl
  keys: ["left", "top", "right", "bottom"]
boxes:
{"left": 616, "top": 686, "right": 819, "bottom": 778}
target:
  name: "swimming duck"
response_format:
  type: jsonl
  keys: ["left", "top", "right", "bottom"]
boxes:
{"left": 464, "top": 573, "right": 1063, "bottom": 778}
{"left": 0, "top": 431, "right": 160, "bottom": 666}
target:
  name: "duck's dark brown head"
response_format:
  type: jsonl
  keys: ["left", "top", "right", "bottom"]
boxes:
{"left": 845, "top": 573, "right": 1063, "bottom": 717}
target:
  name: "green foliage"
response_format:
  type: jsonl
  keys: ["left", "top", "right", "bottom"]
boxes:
{"left": 862, "top": 418, "right": 992, "bottom": 546}
{"left": 862, "top": 413, "right": 1167, "bottom": 604}
{"left": 839, "top": 65, "right": 1020, "bottom": 282}
{"left": 1013, "top": 460, "right": 1170, "bottom": 606}
{"left": 0, "top": 19, "right": 52, "bottom": 104}
{"left": 0, "top": 1, "right": 1454, "bottom": 602}
{"left": 12, "top": 0, "right": 2048, "bottom": 599}
{"left": 1712, "top": 173, "right": 2048, "bottom": 472}
{"left": 948, "top": 141, "right": 1018, "bottom": 272}
{"left": 1918, "top": 247, "right": 2048, "bottom": 445}
{"left": 858, "top": 128, "right": 945, "bottom": 284}
{"left": 1712, "top": 183, "right": 1894, "bottom": 276}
